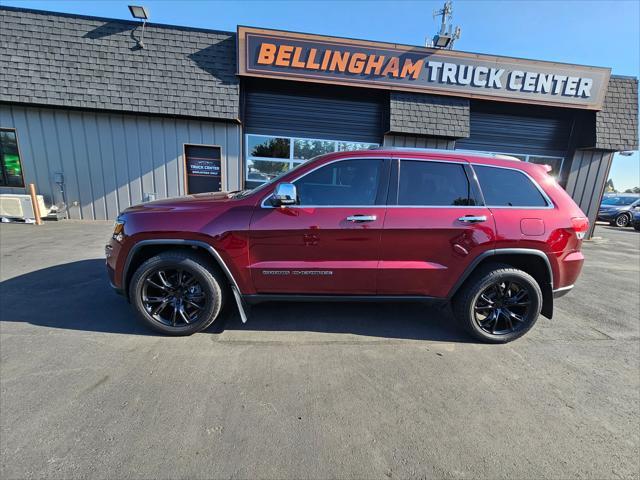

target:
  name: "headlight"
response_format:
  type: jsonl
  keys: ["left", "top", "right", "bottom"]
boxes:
{"left": 113, "top": 215, "right": 126, "bottom": 242}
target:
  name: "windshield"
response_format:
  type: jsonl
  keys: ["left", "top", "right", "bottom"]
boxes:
{"left": 233, "top": 159, "right": 313, "bottom": 198}
{"left": 601, "top": 196, "right": 637, "bottom": 206}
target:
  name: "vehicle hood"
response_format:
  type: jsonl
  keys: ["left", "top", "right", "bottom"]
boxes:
{"left": 123, "top": 191, "right": 238, "bottom": 214}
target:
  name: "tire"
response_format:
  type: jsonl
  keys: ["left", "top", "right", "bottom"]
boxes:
{"left": 613, "top": 213, "right": 631, "bottom": 228}
{"left": 129, "top": 251, "right": 224, "bottom": 336}
{"left": 453, "top": 264, "right": 542, "bottom": 343}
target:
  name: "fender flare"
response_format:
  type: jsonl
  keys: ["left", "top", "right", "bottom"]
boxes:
{"left": 123, "top": 239, "right": 249, "bottom": 322}
{"left": 447, "top": 248, "right": 554, "bottom": 318}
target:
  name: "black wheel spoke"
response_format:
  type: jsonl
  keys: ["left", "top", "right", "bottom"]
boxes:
{"left": 479, "top": 293, "right": 494, "bottom": 306}
{"left": 502, "top": 309, "right": 513, "bottom": 330}
{"left": 145, "top": 296, "right": 169, "bottom": 303}
{"left": 157, "top": 271, "right": 172, "bottom": 288}
{"left": 185, "top": 299, "right": 203, "bottom": 310}
{"left": 171, "top": 305, "right": 178, "bottom": 327}
{"left": 507, "top": 309, "right": 524, "bottom": 323}
{"left": 151, "top": 298, "right": 170, "bottom": 315}
{"left": 145, "top": 278, "right": 168, "bottom": 291}
{"left": 178, "top": 306, "right": 191, "bottom": 324}
{"left": 473, "top": 278, "right": 532, "bottom": 336}
{"left": 141, "top": 267, "right": 209, "bottom": 329}
{"left": 509, "top": 301, "right": 531, "bottom": 307}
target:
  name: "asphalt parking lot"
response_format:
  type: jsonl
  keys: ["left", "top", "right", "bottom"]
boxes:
{"left": 1, "top": 221, "right": 639, "bottom": 479}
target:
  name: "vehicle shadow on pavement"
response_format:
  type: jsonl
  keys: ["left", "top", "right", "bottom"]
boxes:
{"left": 0, "top": 259, "right": 154, "bottom": 336}
{"left": 219, "top": 301, "right": 471, "bottom": 342}
{"left": 0, "top": 259, "right": 471, "bottom": 342}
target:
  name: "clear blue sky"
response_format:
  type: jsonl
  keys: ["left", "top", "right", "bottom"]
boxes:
{"left": 4, "top": 0, "right": 639, "bottom": 190}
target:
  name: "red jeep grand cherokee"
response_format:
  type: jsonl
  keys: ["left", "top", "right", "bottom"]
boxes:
{"left": 106, "top": 148, "right": 588, "bottom": 343}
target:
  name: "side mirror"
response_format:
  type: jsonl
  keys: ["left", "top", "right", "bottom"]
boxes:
{"left": 270, "top": 183, "right": 297, "bottom": 207}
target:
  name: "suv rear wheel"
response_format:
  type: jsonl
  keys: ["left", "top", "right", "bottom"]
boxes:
{"left": 453, "top": 265, "right": 542, "bottom": 343}
{"left": 129, "top": 251, "right": 224, "bottom": 335}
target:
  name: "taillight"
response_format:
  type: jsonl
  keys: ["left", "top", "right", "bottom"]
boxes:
{"left": 571, "top": 217, "right": 589, "bottom": 240}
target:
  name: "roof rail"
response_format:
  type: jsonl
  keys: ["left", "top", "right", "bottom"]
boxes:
{"left": 372, "top": 146, "right": 522, "bottom": 162}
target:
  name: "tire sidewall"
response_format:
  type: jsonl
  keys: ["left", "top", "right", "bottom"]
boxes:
{"left": 462, "top": 269, "right": 542, "bottom": 343}
{"left": 129, "top": 254, "right": 222, "bottom": 336}
{"left": 615, "top": 214, "right": 630, "bottom": 227}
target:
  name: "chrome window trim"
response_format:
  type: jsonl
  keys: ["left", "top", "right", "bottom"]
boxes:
{"left": 470, "top": 163, "right": 555, "bottom": 210}
{"left": 260, "top": 156, "right": 554, "bottom": 210}
{"left": 456, "top": 148, "right": 565, "bottom": 178}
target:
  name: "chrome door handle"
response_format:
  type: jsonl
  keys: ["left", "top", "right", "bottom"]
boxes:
{"left": 346, "top": 215, "right": 377, "bottom": 222}
{"left": 458, "top": 215, "right": 487, "bottom": 223}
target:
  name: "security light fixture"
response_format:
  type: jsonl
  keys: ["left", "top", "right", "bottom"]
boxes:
{"left": 128, "top": 5, "right": 148, "bottom": 20}
{"left": 128, "top": 5, "right": 149, "bottom": 49}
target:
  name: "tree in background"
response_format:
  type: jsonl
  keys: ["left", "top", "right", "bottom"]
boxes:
{"left": 623, "top": 187, "right": 640, "bottom": 193}
{"left": 605, "top": 179, "right": 617, "bottom": 193}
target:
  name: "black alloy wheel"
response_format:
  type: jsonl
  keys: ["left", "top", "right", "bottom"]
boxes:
{"left": 453, "top": 264, "right": 542, "bottom": 343}
{"left": 142, "top": 268, "right": 207, "bottom": 327}
{"left": 129, "top": 251, "right": 224, "bottom": 335}
{"left": 473, "top": 280, "right": 531, "bottom": 335}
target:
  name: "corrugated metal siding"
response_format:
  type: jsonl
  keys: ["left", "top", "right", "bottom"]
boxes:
{"left": 565, "top": 149, "right": 615, "bottom": 238}
{"left": 244, "top": 80, "right": 384, "bottom": 143}
{"left": 456, "top": 109, "right": 572, "bottom": 157}
{"left": 0, "top": 104, "right": 241, "bottom": 220}
{"left": 383, "top": 134, "right": 455, "bottom": 150}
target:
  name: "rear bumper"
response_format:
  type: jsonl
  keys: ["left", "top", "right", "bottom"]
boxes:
{"left": 553, "top": 284, "right": 574, "bottom": 298}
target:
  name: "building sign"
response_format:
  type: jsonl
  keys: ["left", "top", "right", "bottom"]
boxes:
{"left": 184, "top": 144, "right": 222, "bottom": 194}
{"left": 238, "top": 27, "right": 611, "bottom": 110}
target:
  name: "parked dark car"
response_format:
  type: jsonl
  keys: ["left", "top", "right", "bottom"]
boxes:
{"left": 632, "top": 210, "right": 640, "bottom": 231}
{"left": 597, "top": 195, "right": 640, "bottom": 227}
{"left": 106, "top": 149, "right": 589, "bottom": 343}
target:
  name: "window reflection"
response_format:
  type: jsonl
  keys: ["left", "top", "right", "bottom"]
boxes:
{"left": 246, "top": 134, "right": 379, "bottom": 184}
{"left": 247, "top": 136, "right": 290, "bottom": 159}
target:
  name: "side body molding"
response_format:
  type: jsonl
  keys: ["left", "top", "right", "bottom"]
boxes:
{"left": 123, "top": 239, "right": 249, "bottom": 323}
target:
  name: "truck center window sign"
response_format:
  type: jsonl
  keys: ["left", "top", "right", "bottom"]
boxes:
{"left": 238, "top": 27, "right": 611, "bottom": 110}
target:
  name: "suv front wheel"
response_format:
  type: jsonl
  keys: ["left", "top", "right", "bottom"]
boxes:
{"left": 129, "top": 251, "right": 224, "bottom": 335}
{"left": 453, "top": 265, "right": 542, "bottom": 343}
{"left": 611, "top": 213, "right": 631, "bottom": 228}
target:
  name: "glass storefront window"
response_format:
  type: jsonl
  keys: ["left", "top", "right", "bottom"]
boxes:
{"left": 246, "top": 134, "right": 379, "bottom": 186}
{"left": 246, "top": 159, "right": 290, "bottom": 182}
{"left": 247, "top": 136, "right": 290, "bottom": 159}
{"left": 293, "top": 139, "right": 335, "bottom": 160}
{"left": 0, "top": 129, "right": 24, "bottom": 187}
{"left": 337, "top": 141, "right": 377, "bottom": 152}
{"left": 456, "top": 148, "right": 564, "bottom": 179}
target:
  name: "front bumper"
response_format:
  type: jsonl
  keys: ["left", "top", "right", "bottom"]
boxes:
{"left": 597, "top": 210, "right": 616, "bottom": 221}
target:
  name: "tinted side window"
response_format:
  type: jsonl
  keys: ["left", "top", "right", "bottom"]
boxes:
{"left": 294, "top": 159, "right": 384, "bottom": 206}
{"left": 398, "top": 160, "right": 475, "bottom": 206}
{"left": 474, "top": 165, "right": 548, "bottom": 207}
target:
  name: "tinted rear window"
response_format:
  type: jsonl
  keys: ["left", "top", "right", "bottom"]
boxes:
{"left": 398, "top": 160, "right": 476, "bottom": 206}
{"left": 474, "top": 165, "right": 548, "bottom": 207}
